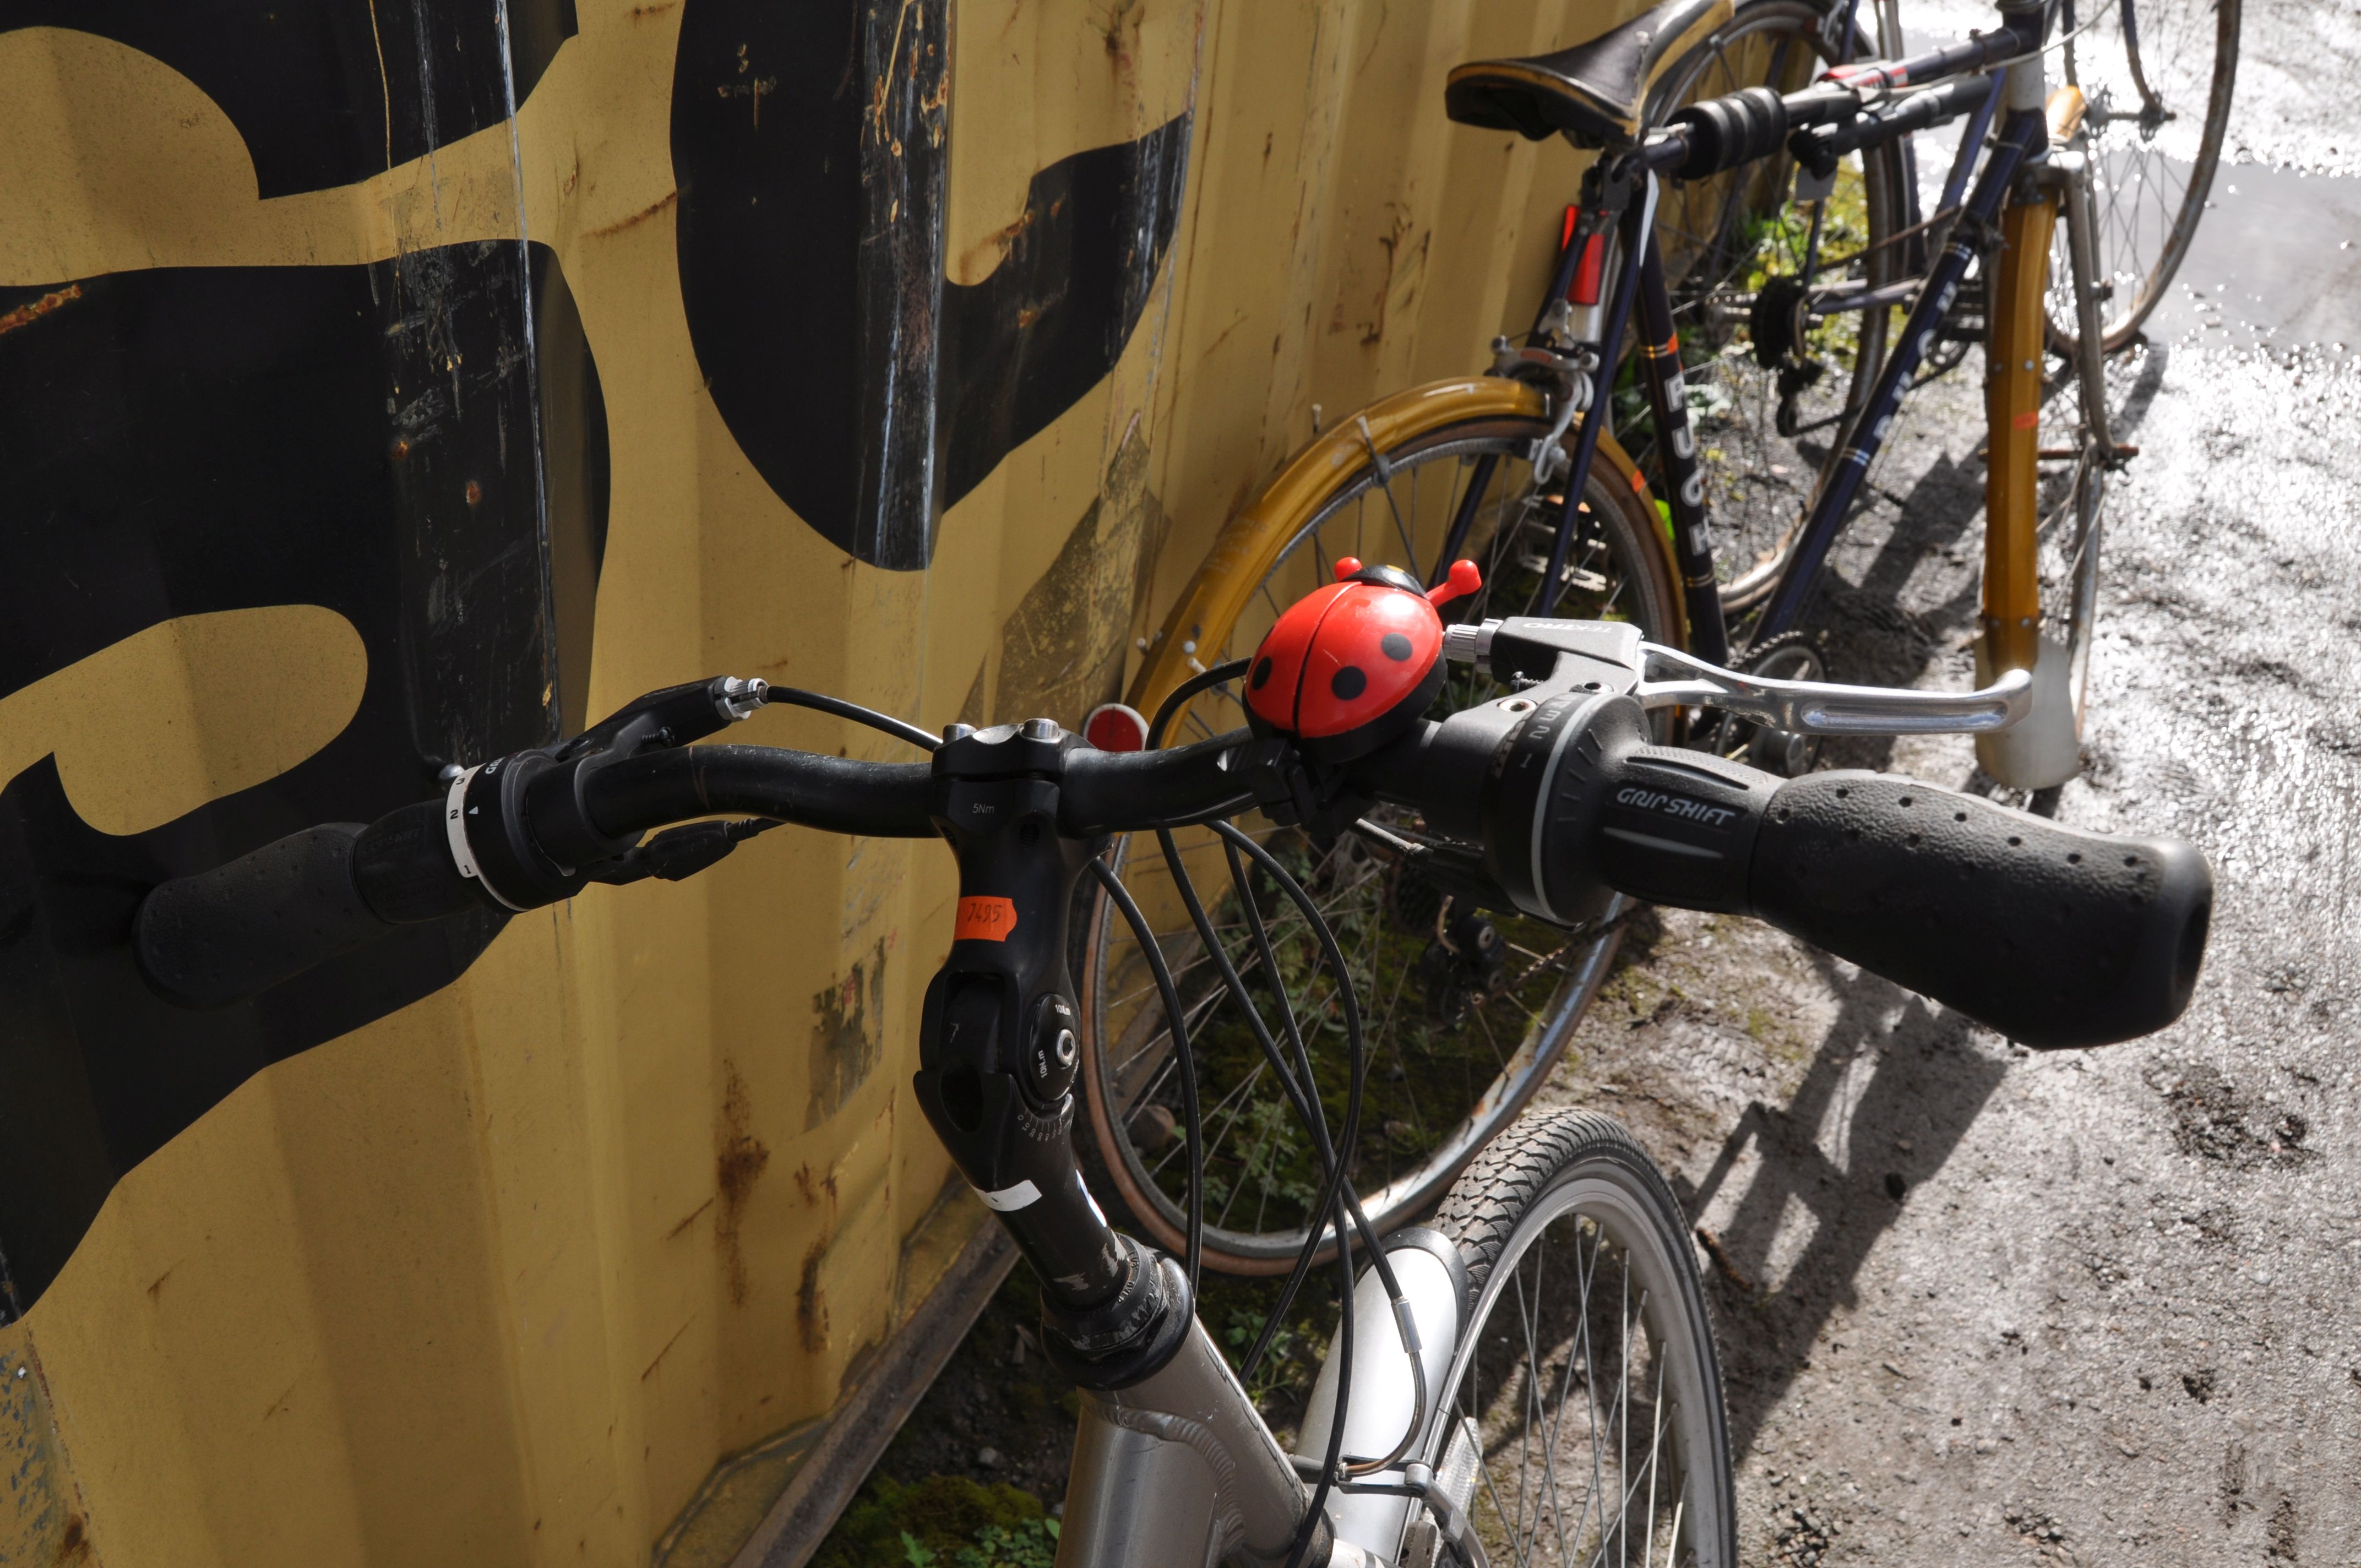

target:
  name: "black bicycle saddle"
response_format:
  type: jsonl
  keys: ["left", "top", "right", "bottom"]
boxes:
{"left": 1445, "top": 0, "right": 1732, "bottom": 146}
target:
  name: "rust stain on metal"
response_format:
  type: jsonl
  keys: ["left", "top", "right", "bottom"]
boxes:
{"left": 797, "top": 1235, "right": 831, "bottom": 1354}
{"left": 806, "top": 940, "right": 886, "bottom": 1130}
{"left": 587, "top": 190, "right": 680, "bottom": 239}
{"left": 793, "top": 1163, "right": 842, "bottom": 1207}
{"left": 260, "top": 1374, "right": 301, "bottom": 1422}
{"left": 957, "top": 205, "right": 1038, "bottom": 280}
{"left": 0, "top": 284, "right": 83, "bottom": 340}
{"left": 51, "top": 1513, "right": 90, "bottom": 1565}
{"left": 865, "top": 0, "right": 927, "bottom": 148}
{"left": 995, "top": 429, "right": 1153, "bottom": 728}
{"left": 1102, "top": 0, "right": 1142, "bottom": 62}
{"left": 791, "top": 1163, "right": 842, "bottom": 1354}
{"left": 715, "top": 1061, "right": 771, "bottom": 1306}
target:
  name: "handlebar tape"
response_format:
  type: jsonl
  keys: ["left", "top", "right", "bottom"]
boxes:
{"left": 137, "top": 824, "right": 401, "bottom": 1009}
{"left": 1745, "top": 772, "right": 2211, "bottom": 1049}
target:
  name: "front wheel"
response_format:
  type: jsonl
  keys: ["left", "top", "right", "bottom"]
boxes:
{"left": 2046, "top": 0, "right": 2241, "bottom": 354}
{"left": 1418, "top": 1109, "right": 1737, "bottom": 1568}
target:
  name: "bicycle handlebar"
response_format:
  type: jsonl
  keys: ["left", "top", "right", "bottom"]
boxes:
{"left": 1647, "top": 21, "right": 2030, "bottom": 183}
{"left": 132, "top": 625, "right": 2208, "bottom": 1397}
{"left": 135, "top": 639, "right": 2211, "bottom": 1048}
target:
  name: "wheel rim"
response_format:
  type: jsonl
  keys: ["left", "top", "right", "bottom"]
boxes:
{"left": 1649, "top": 2, "right": 1903, "bottom": 609}
{"left": 2047, "top": 0, "right": 2239, "bottom": 350}
{"left": 1432, "top": 1169, "right": 1733, "bottom": 1567}
{"left": 1081, "top": 422, "right": 1675, "bottom": 1269}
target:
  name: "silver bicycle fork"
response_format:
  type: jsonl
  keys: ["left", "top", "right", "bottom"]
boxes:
{"left": 1056, "top": 1238, "right": 1464, "bottom": 1568}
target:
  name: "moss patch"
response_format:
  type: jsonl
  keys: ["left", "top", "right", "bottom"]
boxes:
{"left": 812, "top": 1475, "right": 1058, "bottom": 1568}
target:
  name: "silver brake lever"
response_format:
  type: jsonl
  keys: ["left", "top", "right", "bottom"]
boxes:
{"left": 1635, "top": 643, "right": 2032, "bottom": 736}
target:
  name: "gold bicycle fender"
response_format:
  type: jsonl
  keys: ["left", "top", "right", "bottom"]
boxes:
{"left": 1126, "top": 377, "right": 1672, "bottom": 721}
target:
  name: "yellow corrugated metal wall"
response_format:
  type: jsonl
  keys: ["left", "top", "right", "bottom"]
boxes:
{"left": 0, "top": 1, "right": 1631, "bottom": 1562}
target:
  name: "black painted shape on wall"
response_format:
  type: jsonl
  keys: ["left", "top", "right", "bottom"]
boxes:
{"left": 0, "top": 0, "right": 576, "bottom": 198}
{"left": 0, "top": 242, "right": 605, "bottom": 1320}
{"left": 938, "top": 115, "right": 1191, "bottom": 507}
{"left": 672, "top": 0, "right": 1189, "bottom": 570}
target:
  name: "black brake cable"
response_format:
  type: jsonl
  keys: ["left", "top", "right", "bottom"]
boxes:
{"left": 1133, "top": 656, "right": 1423, "bottom": 1552}
{"left": 1088, "top": 856, "right": 1205, "bottom": 1299}
{"left": 1148, "top": 658, "right": 1254, "bottom": 749}
{"left": 1214, "top": 823, "right": 1429, "bottom": 1477}
{"left": 1172, "top": 823, "right": 1392, "bottom": 1567}
{"left": 757, "top": 685, "right": 940, "bottom": 753}
{"left": 1156, "top": 825, "right": 1410, "bottom": 1347}
{"left": 1145, "top": 797, "right": 1368, "bottom": 1568}
{"left": 1210, "top": 836, "right": 1379, "bottom": 1369}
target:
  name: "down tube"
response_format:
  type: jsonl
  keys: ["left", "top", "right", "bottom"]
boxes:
{"left": 1751, "top": 110, "right": 2047, "bottom": 641}
{"left": 1633, "top": 232, "right": 1729, "bottom": 665}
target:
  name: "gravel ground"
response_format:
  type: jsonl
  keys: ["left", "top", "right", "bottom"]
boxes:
{"left": 822, "top": 8, "right": 2361, "bottom": 1562}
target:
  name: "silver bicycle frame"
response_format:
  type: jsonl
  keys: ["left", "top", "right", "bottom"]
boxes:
{"left": 1056, "top": 1239, "right": 1462, "bottom": 1568}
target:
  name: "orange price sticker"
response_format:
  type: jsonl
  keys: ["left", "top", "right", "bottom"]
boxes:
{"left": 955, "top": 896, "right": 1019, "bottom": 942}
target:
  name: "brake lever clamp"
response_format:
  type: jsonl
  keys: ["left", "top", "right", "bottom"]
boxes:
{"left": 435, "top": 675, "right": 776, "bottom": 911}
{"left": 1222, "top": 736, "right": 1374, "bottom": 839}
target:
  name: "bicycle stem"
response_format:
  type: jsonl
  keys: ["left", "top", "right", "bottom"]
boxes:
{"left": 912, "top": 719, "right": 1207, "bottom": 1389}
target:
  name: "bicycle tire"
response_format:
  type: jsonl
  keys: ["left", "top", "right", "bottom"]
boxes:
{"left": 1080, "top": 395, "right": 1681, "bottom": 1275}
{"left": 2047, "top": 0, "right": 2240, "bottom": 354}
{"left": 1416, "top": 1108, "right": 1737, "bottom": 1568}
{"left": 1647, "top": 0, "right": 1909, "bottom": 616}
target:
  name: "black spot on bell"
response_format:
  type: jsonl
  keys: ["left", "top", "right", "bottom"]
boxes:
{"left": 1331, "top": 666, "right": 1367, "bottom": 700}
{"left": 1250, "top": 656, "right": 1273, "bottom": 690}
{"left": 1380, "top": 631, "right": 1413, "bottom": 661}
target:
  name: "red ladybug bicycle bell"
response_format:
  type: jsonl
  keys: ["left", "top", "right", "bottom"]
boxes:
{"left": 1245, "top": 556, "right": 1482, "bottom": 761}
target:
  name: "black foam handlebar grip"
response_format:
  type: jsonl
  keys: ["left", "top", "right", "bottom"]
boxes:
{"left": 137, "top": 824, "right": 395, "bottom": 1008}
{"left": 1749, "top": 772, "right": 2212, "bottom": 1048}
{"left": 1667, "top": 85, "right": 1789, "bottom": 178}
{"left": 137, "top": 800, "right": 485, "bottom": 1008}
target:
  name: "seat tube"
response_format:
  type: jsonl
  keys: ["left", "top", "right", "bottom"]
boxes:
{"left": 1632, "top": 228, "right": 1729, "bottom": 664}
{"left": 1540, "top": 168, "right": 1657, "bottom": 616}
